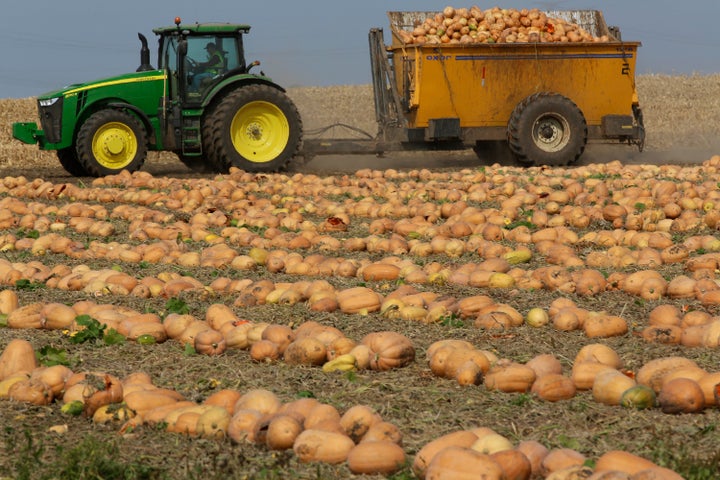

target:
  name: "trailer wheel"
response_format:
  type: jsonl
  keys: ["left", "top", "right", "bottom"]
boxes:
{"left": 507, "top": 92, "right": 587, "bottom": 166}
{"left": 57, "top": 147, "right": 89, "bottom": 177}
{"left": 77, "top": 109, "right": 147, "bottom": 177}
{"left": 204, "top": 84, "right": 302, "bottom": 173}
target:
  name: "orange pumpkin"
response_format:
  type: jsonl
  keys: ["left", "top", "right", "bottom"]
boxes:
{"left": 194, "top": 329, "right": 227, "bottom": 356}
{"left": 347, "top": 441, "right": 406, "bottom": 475}
{"left": 361, "top": 331, "right": 415, "bottom": 371}
{"left": 0, "top": 338, "right": 38, "bottom": 380}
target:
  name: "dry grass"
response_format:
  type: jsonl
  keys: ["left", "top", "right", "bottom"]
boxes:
{"left": 2, "top": 74, "right": 720, "bottom": 170}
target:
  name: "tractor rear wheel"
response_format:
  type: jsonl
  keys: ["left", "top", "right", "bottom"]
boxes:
{"left": 57, "top": 147, "right": 89, "bottom": 177}
{"left": 76, "top": 109, "right": 147, "bottom": 177}
{"left": 507, "top": 92, "right": 587, "bottom": 167}
{"left": 204, "top": 84, "right": 302, "bottom": 173}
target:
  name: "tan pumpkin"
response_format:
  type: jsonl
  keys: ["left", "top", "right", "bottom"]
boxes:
{"left": 361, "top": 263, "right": 401, "bottom": 281}
{"left": 347, "top": 440, "right": 406, "bottom": 475}
{"left": 490, "top": 449, "right": 532, "bottom": 480}
{"left": 594, "top": 450, "right": 658, "bottom": 474}
{"left": 265, "top": 414, "right": 304, "bottom": 450}
{"left": 484, "top": 361, "right": 536, "bottom": 393}
{"left": 30, "top": 364, "right": 73, "bottom": 397}
{"left": 531, "top": 374, "right": 577, "bottom": 402}
{"left": 412, "top": 430, "right": 479, "bottom": 478}
{"left": 292, "top": 429, "right": 355, "bottom": 464}
{"left": 526, "top": 354, "right": 563, "bottom": 378}
{"left": 574, "top": 344, "right": 623, "bottom": 368}
{"left": 541, "top": 448, "right": 586, "bottom": 476}
{"left": 234, "top": 389, "right": 281, "bottom": 416}
{"left": 194, "top": 328, "right": 227, "bottom": 356}
{"left": 283, "top": 337, "right": 327, "bottom": 366}
{"left": 516, "top": 440, "right": 549, "bottom": 478}
{"left": 6, "top": 303, "right": 44, "bottom": 329}
{"left": 336, "top": 287, "right": 383, "bottom": 314}
{"left": 583, "top": 313, "right": 628, "bottom": 338}
{"left": 0, "top": 338, "right": 38, "bottom": 380}
{"left": 360, "top": 420, "right": 403, "bottom": 445}
{"left": 203, "top": 389, "right": 242, "bottom": 416}
{"left": 425, "top": 446, "right": 504, "bottom": 480}
{"left": 636, "top": 356, "right": 700, "bottom": 392}
{"left": 196, "top": 405, "right": 231, "bottom": 439}
{"left": 571, "top": 362, "right": 617, "bottom": 391}
{"left": 227, "top": 409, "right": 265, "bottom": 444}
{"left": 260, "top": 324, "right": 295, "bottom": 353}
{"left": 8, "top": 378, "right": 54, "bottom": 405}
{"left": 339, "top": 404, "right": 382, "bottom": 443}
{"left": 362, "top": 331, "right": 415, "bottom": 371}
{"left": 303, "top": 403, "right": 341, "bottom": 430}
{"left": 0, "top": 289, "right": 19, "bottom": 314}
{"left": 592, "top": 369, "right": 637, "bottom": 405}
{"left": 40, "top": 302, "right": 77, "bottom": 330}
{"left": 657, "top": 377, "right": 705, "bottom": 414}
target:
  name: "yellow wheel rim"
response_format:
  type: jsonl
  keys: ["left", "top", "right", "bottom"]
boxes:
{"left": 230, "top": 101, "right": 289, "bottom": 163}
{"left": 92, "top": 122, "right": 138, "bottom": 169}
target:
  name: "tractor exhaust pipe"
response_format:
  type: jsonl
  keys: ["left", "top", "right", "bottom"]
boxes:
{"left": 136, "top": 33, "right": 154, "bottom": 72}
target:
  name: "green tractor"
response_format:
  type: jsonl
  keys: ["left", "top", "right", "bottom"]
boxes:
{"left": 12, "top": 17, "right": 303, "bottom": 177}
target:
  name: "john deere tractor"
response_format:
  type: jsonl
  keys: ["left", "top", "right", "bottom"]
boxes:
{"left": 12, "top": 18, "right": 303, "bottom": 177}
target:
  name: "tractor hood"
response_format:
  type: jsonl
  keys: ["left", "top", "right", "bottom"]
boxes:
{"left": 37, "top": 70, "right": 166, "bottom": 101}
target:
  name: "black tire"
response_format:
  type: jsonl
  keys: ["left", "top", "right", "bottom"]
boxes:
{"left": 203, "top": 84, "right": 302, "bottom": 173}
{"left": 177, "top": 154, "right": 217, "bottom": 173}
{"left": 76, "top": 109, "right": 148, "bottom": 177}
{"left": 507, "top": 92, "right": 587, "bottom": 167}
{"left": 56, "top": 147, "right": 89, "bottom": 177}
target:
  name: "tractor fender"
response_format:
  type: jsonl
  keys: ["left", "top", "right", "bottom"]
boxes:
{"left": 202, "top": 76, "right": 285, "bottom": 109}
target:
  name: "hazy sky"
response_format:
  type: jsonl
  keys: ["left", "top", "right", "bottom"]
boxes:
{"left": 1, "top": 0, "right": 717, "bottom": 99}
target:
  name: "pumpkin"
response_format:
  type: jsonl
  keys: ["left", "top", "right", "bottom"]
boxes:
{"left": 0, "top": 339, "right": 38, "bottom": 380}
{"left": 40, "top": 302, "right": 77, "bottom": 330}
{"left": 484, "top": 361, "right": 536, "bottom": 393}
{"left": 516, "top": 440, "right": 549, "bottom": 478}
{"left": 347, "top": 440, "right": 406, "bottom": 475}
{"left": 339, "top": 404, "right": 382, "bottom": 443}
{"left": 8, "top": 378, "right": 54, "bottom": 405}
{"left": 592, "top": 369, "right": 637, "bottom": 405}
{"left": 594, "top": 450, "right": 658, "bottom": 474}
{"left": 194, "top": 329, "right": 227, "bottom": 356}
{"left": 424, "top": 446, "right": 504, "bottom": 480}
{"left": 470, "top": 432, "right": 514, "bottom": 455}
{"left": 0, "top": 289, "right": 19, "bottom": 314}
{"left": 283, "top": 337, "right": 327, "bottom": 366}
{"left": 265, "top": 414, "right": 304, "bottom": 450}
{"left": 292, "top": 429, "right": 355, "bottom": 464}
{"left": 163, "top": 313, "right": 197, "bottom": 339}
{"left": 619, "top": 385, "right": 657, "bottom": 409}
{"left": 570, "top": 362, "right": 616, "bottom": 390}
{"left": 260, "top": 324, "right": 295, "bottom": 353}
{"left": 124, "top": 389, "right": 183, "bottom": 416}
{"left": 303, "top": 403, "right": 341, "bottom": 430}
{"left": 93, "top": 402, "right": 136, "bottom": 424}
{"left": 360, "top": 420, "right": 403, "bottom": 445}
{"left": 490, "top": 449, "right": 532, "bottom": 480}
{"left": 361, "top": 331, "right": 415, "bottom": 371}
{"left": 636, "top": 356, "right": 700, "bottom": 392}
{"left": 657, "top": 377, "right": 705, "bottom": 414}
{"left": 412, "top": 430, "right": 479, "bottom": 478}
{"left": 203, "top": 389, "right": 242, "bottom": 416}
{"left": 6, "top": 303, "right": 44, "bottom": 329}
{"left": 234, "top": 389, "right": 281, "bottom": 416}
{"left": 30, "top": 364, "right": 73, "bottom": 397}
{"left": 227, "top": 409, "right": 265, "bottom": 444}
{"left": 526, "top": 354, "right": 563, "bottom": 378}
{"left": 278, "top": 397, "right": 321, "bottom": 423}
{"left": 531, "top": 374, "right": 576, "bottom": 402}
{"left": 574, "top": 344, "right": 623, "bottom": 368}
{"left": 250, "top": 339, "right": 281, "bottom": 363}
{"left": 336, "top": 287, "right": 383, "bottom": 314}
{"left": 196, "top": 405, "right": 231, "bottom": 439}
{"left": 583, "top": 313, "right": 628, "bottom": 338}
{"left": 540, "top": 448, "right": 586, "bottom": 476}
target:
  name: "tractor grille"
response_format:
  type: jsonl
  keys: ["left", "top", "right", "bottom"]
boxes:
{"left": 38, "top": 97, "right": 64, "bottom": 144}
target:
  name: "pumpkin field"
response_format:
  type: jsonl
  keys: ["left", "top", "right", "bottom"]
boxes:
{"left": 0, "top": 75, "right": 720, "bottom": 479}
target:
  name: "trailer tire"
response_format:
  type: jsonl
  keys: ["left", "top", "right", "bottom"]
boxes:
{"left": 204, "top": 84, "right": 302, "bottom": 173}
{"left": 507, "top": 92, "right": 587, "bottom": 167}
{"left": 76, "top": 109, "right": 147, "bottom": 177}
{"left": 57, "top": 147, "right": 89, "bottom": 177}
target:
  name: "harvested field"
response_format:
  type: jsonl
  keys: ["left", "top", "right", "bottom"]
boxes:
{"left": 0, "top": 76, "right": 719, "bottom": 480}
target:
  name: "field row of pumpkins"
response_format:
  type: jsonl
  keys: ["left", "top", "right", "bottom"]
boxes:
{"left": 2, "top": 289, "right": 719, "bottom": 413}
{"left": 2, "top": 160, "right": 720, "bottom": 478}
{"left": 0, "top": 333, "right": 695, "bottom": 479}
{"left": 394, "top": 6, "right": 615, "bottom": 45}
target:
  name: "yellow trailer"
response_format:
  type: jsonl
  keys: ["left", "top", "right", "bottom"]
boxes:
{"left": 302, "top": 9, "right": 644, "bottom": 167}
{"left": 381, "top": 10, "right": 644, "bottom": 166}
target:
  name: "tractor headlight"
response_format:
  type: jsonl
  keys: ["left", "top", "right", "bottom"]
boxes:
{"left": 39, "top": 97, "right": 60, "bottom": 107}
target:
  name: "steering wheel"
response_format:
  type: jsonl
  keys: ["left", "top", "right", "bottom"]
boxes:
{"left": 186, "top": 57, "right": 200, "bottom": 72}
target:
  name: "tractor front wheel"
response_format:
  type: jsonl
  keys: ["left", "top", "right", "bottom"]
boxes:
{"left": 204, "top": 85, "right": 302, "bottom": 173}
{"left": 76, "top": 109, "right": 148, "bottom": 177}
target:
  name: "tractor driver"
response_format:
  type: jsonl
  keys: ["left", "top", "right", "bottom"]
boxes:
{"left": 192, "top": 42, "right": 224, "bottom": 91}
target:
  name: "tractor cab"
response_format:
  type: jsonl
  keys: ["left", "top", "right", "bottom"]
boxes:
{"left": 153, "top": 18, "right": 253, "bottom": 103}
